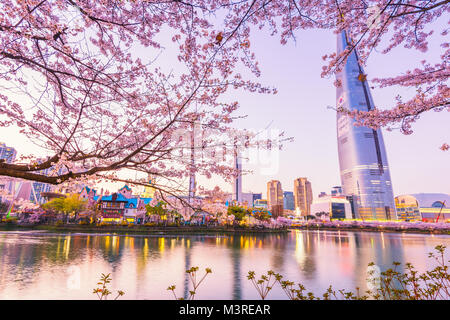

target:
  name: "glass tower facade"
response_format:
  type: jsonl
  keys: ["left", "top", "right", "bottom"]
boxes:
{"left": 336, "top": 31, "right": 396, "bottom": 220}
{"left": 283, "top": 191, "right": 295, "bottom": 211}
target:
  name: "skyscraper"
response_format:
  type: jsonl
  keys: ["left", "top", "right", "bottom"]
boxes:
{"left": 294, "top": 178, "right": 313, "bottom": 216}
{"left": 267, "top": 180, "right": 283, "bottom": 217}
{"left": 188, "top": 122, "right": 196, "bottom": 204}
{"left": 232, "top": 149, "right": 242, "bottom": 204}
{"left": 336, "top": 30, "right": 396, "bottom": 220}
{"left": 283, "top": 191, "right": 295, "bottom": 211}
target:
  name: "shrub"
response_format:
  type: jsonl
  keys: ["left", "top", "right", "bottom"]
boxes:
{"left": 55, "top": 220, "right": 64, "bottom": 226}
{"left": 78, "top": 220, "right": 89, "bottom": 225}
{"left": 144, "top": 222, "right": 156, "bottom": 227}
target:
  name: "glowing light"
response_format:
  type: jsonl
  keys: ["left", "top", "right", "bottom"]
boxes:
{"left": 143, "top": 238, "right": 148, "bottom": 259}
{"left": 64, "top": 236, "right": 71, "bottom": 259}
{"left": 105, "top": 236, "right": 110, "bottom": 251}
{"left": 158, "top": 238, "right": 165, "bottom": 252}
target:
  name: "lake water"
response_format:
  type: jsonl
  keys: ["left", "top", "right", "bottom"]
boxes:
{"left": 0, "top": 229, "right": 448, "bottom": 299}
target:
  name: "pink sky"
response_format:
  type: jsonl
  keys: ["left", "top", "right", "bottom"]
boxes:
{"left": 1, "top": 22, "right": 448, "bottom": 199}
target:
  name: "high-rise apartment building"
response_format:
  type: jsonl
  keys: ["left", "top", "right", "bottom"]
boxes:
{"left": 294, "top": 177, "right": 313, "bottom": 216}
{"left": 336, "top": 30, "right": 396, "bottom": 220}
{"left": 267, "top": 180, "right": 283, "bottom": 216}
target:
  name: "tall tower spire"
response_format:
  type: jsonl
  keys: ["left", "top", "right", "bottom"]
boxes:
{"left": 188, "top": 120, "right": 196, "bottom": 204}
{"left": 336, "top": 30, "right": 396, "bottom": 220}
{"left": 233, "top": 141, "right": 242, "bottom": 204}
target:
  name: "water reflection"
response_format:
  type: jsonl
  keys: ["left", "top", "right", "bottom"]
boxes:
{"left": 0, "top": 230, "right": 448, "bottom": 299}
{"left": 183, "top": 238, "right": 191, "bottom": 300}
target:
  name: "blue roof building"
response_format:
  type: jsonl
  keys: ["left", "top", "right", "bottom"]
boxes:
{"left": 95, "top": 186, "right": 152, "bottom": 222}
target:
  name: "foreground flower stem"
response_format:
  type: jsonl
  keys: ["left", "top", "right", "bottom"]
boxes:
{"left": 96, "top": 245, "right": 448, "bottom": 300}
{"left": 167, "top": 267, "right": 212, "bottom": 300}
{"left": 93, "top": 273, "right": 125, "bottom": 300}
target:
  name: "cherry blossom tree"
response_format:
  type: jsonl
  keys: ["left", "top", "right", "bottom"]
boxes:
{"left": 213, "top": 0, "right": 449, "bottom": 148}
{"left": 0, "top": 0, "right": 284, "bottom": 196}
{"left": 321, "top": 0, "right": 449, "bottom": 149}
{"left": 198, "top": 185, "right": 230, "bottom": 203}
{"left": 0, "top": 1, "right": 447, "bottom": 203}
{"left": 14, "top": 198, "right": 40, "bottom": 211}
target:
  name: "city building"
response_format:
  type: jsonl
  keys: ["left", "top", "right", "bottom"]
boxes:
{"left": 311, "top": 195, "right": 353, "bottom": 220}
{"left": 335, "top": 30, "right": 396, "bottom": 220}
{"left": 231, "top": 148, "right": 243, "bottom": 204}
{"left": 331, "top": 186, "right": 343, "bottom": 197}
{"left": 0, "top": 145, "right": 47, "bottom": 206}
{"left": 395, "top": 193, "right": 450, "bottom": 222}
{"left": 252, "top": 193, "right": 262, "bottom": 204}
{"left": 283, "top": 191, "right": 295, "bottom": 211}
{"left": 294, "top": 177, "right": 313, "bottom": 216}
{"left": 270, "top": 204, "right": 284, "bottom": 218}
{"left": 241, "top": 192, "right": 255, "bottom": 208}
{"left": 96, "top": 192, "right": 128, "bottom": 221}
{"left": 0, "top": 178, "right": 14, "bottom": 203}
{"left": 29, "top": 159, "right": 64, "bottom": 204}
{"left": 345, "top": 195, "right": 358, "bottom": 219}
{"left": 95, "top": 185, "right": 152, "bottom": 223}
{"left": 0, "top": 143, "right": 17, "bottom": 199}
{"left": 31, "top": 179, "right": 53, "bottom": 204}
{"left": 267, "top": 180, "right": 283, "bottom": 217}
{"left": 254, "top": 199, "right": 268, "bottom": 209}
{"left": 394, "top": 195, "right": 421, "bottom": 221}
{"left": 0, "top": 142, "right": 17, "bottom": 164}
{"left": 79, "top": 186, "right": 97, "bottom": 201}
{"left": 0, "top": 180, "right": 44, "bottom": 213}
{"left": 226, "top": 191, "right": 259, "bottom": 208}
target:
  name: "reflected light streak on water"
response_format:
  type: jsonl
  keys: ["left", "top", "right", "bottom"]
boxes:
{"left": 0, "top": 230, "right": 448, "bottom": 299}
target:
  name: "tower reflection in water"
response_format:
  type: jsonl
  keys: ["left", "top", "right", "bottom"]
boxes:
{"left": 0, "top": 230, "right": 446, "bottom": 299}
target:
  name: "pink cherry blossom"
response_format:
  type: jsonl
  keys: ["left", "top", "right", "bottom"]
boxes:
{"left": 0, "top": 1, "right": 447, "bottom": 203}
